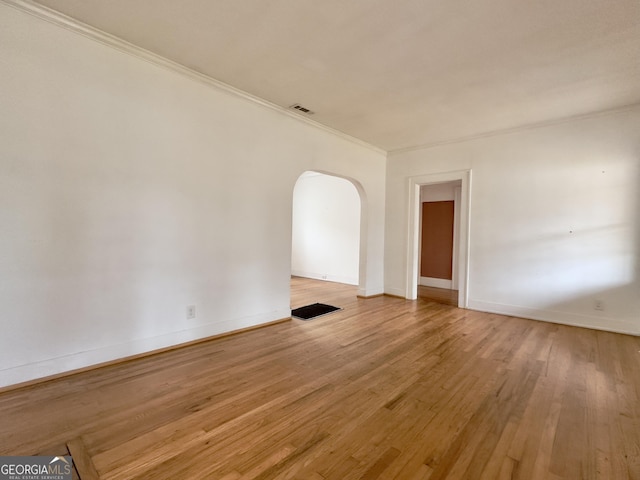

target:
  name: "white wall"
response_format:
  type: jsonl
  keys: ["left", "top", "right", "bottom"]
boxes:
{"left": 292, "top": 172, "right": 360, "bottom": 285}
{"left": 386, "top": 107, "right": 640, "bottom": 335}
{"left": 0, "top": 3, "right": 386, "bottom": 387}
{"left": 420, "top": 182, "right": 457, "bottom": 202}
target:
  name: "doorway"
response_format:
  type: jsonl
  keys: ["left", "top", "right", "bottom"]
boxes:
{"left": 291, "top": 171, "right": 362, "bottom": 287}
{"left": 406, "top": 170, "right": 471, "bottom": 307}
{"left": 419, "top": 181, "right": 461, "bottom": 305}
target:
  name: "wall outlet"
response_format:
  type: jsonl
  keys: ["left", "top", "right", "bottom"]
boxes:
{"left": 187, "top": 305, "right": 196, "bottom": 319}
{"left": 594, "top": 300, "right": 604, "bottom": 311}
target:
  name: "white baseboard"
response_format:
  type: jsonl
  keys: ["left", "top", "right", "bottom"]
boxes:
{"left": 467, "top": 299, "right": 639, "bottom": 336}
{"left": 291, "top": 270, "right": 358, "bottom": 286}
{"left": 358, "top": 285, "right": 384, "bottom": 297}
{"left": 0, "top": 308, "right": 291, "bottom": 388}
{"left": 384, "top": 287, "right": 406, "bottom": 298}
{"left": 419, "top": 277, "right": 453, "bottom": 289}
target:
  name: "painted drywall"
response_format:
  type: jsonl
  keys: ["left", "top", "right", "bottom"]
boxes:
{"left": 292, "top": 172, "right": 360, "bottom": 285}
{"left": 386, "top": 107, "right": 640, "bottom": 335}
{"left": 0, "top": 4, "right": 386, "bottom": 387}
{"left": 420, "top": 183, "right": 457, "bottom": 202}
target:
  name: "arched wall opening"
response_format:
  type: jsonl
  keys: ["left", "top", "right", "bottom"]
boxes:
{"left": 291, "top": 170, "right": 367, "bottom": 294}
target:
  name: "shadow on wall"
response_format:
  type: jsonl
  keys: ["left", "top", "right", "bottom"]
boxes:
{"left": 470, "top": 153, "right": 640, "bottom": 336}
{"left": 524, "top": 157, "right": 639, "bottom": 335}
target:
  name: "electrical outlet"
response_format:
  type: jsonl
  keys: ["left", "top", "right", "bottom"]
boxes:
{"left": 187, "top": 305, "right": 196, "bottom": 319}
{"left": 594, "top": 300, "right": 604, "bottom": 311}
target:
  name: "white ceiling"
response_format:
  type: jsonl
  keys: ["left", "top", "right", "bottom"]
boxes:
{"left": 33, "top": 0, "right": 640, "bottom": 151}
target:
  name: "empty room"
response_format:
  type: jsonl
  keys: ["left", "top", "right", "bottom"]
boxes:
{"left": 1, "top": 1, "right": 639, "bottom": 479}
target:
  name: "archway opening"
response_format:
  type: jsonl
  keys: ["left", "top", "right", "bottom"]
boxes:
{"left": 291, "top": 171, "right": 362, "bottom": 289}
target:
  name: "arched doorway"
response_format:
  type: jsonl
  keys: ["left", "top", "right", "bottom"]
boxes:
{"left": 291, "top": 171, "right": 361, "bottom": 286}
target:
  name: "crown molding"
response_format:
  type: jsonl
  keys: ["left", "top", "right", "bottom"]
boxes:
{"left": 389, "top": 101, "right": 640, "bottom": 155}
{"left": 2, "top": 0, "right": 386, "bottom": 156}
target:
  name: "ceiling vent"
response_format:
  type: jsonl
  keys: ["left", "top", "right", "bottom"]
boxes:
{"left": 289, "top": 103, "right": 315, "bottom": 115}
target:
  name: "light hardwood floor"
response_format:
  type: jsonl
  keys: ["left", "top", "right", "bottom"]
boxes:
{"left": 418, "top": 286, "right": 459, "bottom": 307}
{"left": 1, "top": 277, "right": 639, "bottom": 479}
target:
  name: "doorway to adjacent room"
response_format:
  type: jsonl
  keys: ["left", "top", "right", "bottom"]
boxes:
{"left": 419, "top": 181, "right": 461, "bottom": 306}
{"left": 406, "top": 170, "right": 471, "bottom": 308}
{"left": 290, "top": 170, "right": 369, "bottom": 316}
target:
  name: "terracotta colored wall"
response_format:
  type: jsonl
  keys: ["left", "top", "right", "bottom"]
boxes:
{"left": 420, "top": 201, "right": 454, "bottom": 279}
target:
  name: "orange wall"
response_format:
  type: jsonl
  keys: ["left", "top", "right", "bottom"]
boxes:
{"left": 420, "top": 201, "right": 454, "bottom": 279}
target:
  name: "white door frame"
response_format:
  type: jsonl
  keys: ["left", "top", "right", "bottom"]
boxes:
{"left": 406, "top": 170, "right": 471, "bottom": 307}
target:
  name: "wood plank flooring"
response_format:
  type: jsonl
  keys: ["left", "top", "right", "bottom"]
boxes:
{"left": 1, "top": 277, "right": 639, "bottom": 479}
{"left": 418, "top": 286, "right": 459, "bottom": 307}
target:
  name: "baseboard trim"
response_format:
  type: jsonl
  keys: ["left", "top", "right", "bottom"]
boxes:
{"left": 467, "top": 299, "right": 639, "bottom": 336}
{"left": 291, "top": 270, "right": 358, "bottom": 286}
{"left": 419, "top": 277, "right": 453, "bottom": 289}
{"left": 383, "top": 293, "right": 407, "bottom": 300}
{"left": 384, "top": 287, "right": 406, "bottom": 298}
{"left": 0, "top": 316, "right": 290, "bottom": 394}
{"left": 357, "top": 293, "right": 384, "bottom": 299}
